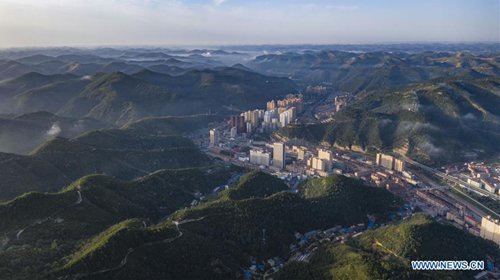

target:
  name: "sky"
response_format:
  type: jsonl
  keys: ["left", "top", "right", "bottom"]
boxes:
{"left": 0, "top": 0, "right": 498, "bottom": 47}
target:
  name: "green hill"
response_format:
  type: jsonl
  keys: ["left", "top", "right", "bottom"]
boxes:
{"left": 0, "top": 166, "right": 239, "bottom": 280}
{"left": 58, "top": 68, "right": 296, "bottom": 125}
{"left": 222, "top": 171, "right": 288, "bottom": 200}
{"left": 276, "top": 215, "right": 500, "bottom": 280}
{"left": 122, "top": 114, "right": 225, "bottom": 136}
{"left": 53, "top": 174, "right": 401, "bottom": 280}
{"left": 0, "top": 115, "right": 212, "bottom": 201}
{"left": 1, "top": 68, "right": 296, "bottom": 125}
{"left": 281, "top": 77, "right": 500, "bottom": 165}
{"left": 0, "top": 111, "right": 110, "bottom": 154}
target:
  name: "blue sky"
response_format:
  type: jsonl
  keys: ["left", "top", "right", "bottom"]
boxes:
{"left": 0, "top": 0, "right": 498, "bottom": 47}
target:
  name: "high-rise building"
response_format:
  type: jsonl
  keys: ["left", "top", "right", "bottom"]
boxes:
{"left": 230, "top": 127, "right": 237, "bottom": 138}
{"left": 267, "top": 100, "right": 276, "bottom": 111}
{"left": 246, "top": 122, "right": 253, "bottom": 134}
{"left": 229, "top": 115, "right": 246, "bottom": 133}
{"left": 376, "top": 153, "right": 405, "bottom": 173}
{"left": 279, "top": 111, "right": 290, "bottom": 127}
{"left": 273, "top": 142, "right": 286, "bottom": 169}
{"left": 480, "top": 216, "right": 500, "bottom": 246}
{"left": 318, "top": 148, "right": 333, "bottom": 171}
{"left": 308, "top": 157, "right": 327, "bottom": 171}
{"left": 209, "top": 128, "right": 219, "bottom": 147}
{"left": 250, "top": 149, "right": 271, "bottom": 166}
{"left": 393, "top": 158, "right": 405, "bottom": 173}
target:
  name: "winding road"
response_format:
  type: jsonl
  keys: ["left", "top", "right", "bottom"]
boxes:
{"left": 70, "top": 216, "right": 207, "bottom": 279}
{"left": 14, "top": 190, "right": 83, "bottom": 241}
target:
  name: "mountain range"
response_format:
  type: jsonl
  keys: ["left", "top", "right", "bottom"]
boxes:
{"left": 0, "top": 68, "right": 296, "bottom": 125}
{"left": 281, "top": 76, "right": 500, "bottom": 165}
{"left": 247, "top": 50, "right": 499, "bottom": 91}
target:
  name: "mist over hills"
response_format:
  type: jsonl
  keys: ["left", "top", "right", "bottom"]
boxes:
{"left": 0, "top": 67, "right": 296, "bottom": 125}
{"left": 281, "top": 76, "right": 500, "bottom": 165}
{"left": 0, "top": 115, "right": 217, "bottom": 201}
{"left": 248, "top": 50, "right": 500, "bottom": 90}
{"left": 0, "top": 45, "right": 498, "bottom": 280}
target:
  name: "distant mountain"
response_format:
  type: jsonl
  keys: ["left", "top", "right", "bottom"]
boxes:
{"left": 247, "top": 50, "right": 500, "bottom": 91}
{"left": 281, "top": 77, "right": 500, "bottom": 165}
{"left": 0, "top": 60, "right": 41, "bottom": 80}
{"left": 276, "top": 214, "right": 500, "bottom": 280}
{"left": 0, "top": 67, "right": 296, "bottom": 124}
{"left": 15, "top": 54, "right": 56, "bottom": 65}
{"left": 0, "top": 111, "right": 109, "bottom": 154}
{"left": 60, "top": 68, "right": 296, "bottom": 124}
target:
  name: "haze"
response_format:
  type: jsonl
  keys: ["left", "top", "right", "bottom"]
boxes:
{"left": 0, "top": 0, "right": 499, "bottom": 47}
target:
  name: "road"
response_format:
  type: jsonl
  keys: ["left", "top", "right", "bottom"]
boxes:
{"left": 401, "top": 156, "right": 499, "bottom": 218}
{"left": 71, "top": 216, "right": 207, "bottom": 279}
{"left": 15, "top": 190, "right": 83, "bottom": 241}
{"left": 402, "top": 156, "right": 498, "bottom": 201}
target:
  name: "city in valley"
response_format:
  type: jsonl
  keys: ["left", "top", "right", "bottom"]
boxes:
{"left": 188, "top": 92, "right": 500, "bottom": 276}
{"left": 0, "top": 1, "right": 499, "bottom": 279}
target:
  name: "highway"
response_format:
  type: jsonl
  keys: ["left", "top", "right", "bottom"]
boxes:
{"left": 401, "top": 156, "right": 499, "bottom": 201}
{"left": 401, "top": 156, "right": 499, "bottom": 218}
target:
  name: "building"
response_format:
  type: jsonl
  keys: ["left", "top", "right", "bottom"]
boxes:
{"left": 267, "top": 100, "right": 277, "bottom": 111}
{"left": 279, "top": 111, "right": 290, "bottom": 127}
{"left": 246, "top": 122, "right": 253, "bottom": 134}
{"left": 209, "top": 128, "right": 219, "bottom": 147}
{"left": 308, "top": 157, "right": 327, "bottom": 171}
{"left": 229, "top": 115, "right": 246, "bottom": 134}
{"left": 394, "top": 158, "right": 405, "bottom": 173}
{"left": 317, "top": 149, "right": 333, "bottom": 171}
{"left": 291, "top": 146, "right": 308, "bottom": 161}
{"left": 480, "top": 216, "right": 500, "bottom": 246}
{"left": 250, "top": 149, "right": 271, "bottom": 166}
{"left": 230, "top": 127, "right": 237, "bottom": 138}
{"left": 273, "top": 142, "right": 286, "bottom": 169}
{"left": 468, "top": 178, "right": 483, "bottom": 189}
{"left": 376, "top": 153, "right": 405, "bottom": 173}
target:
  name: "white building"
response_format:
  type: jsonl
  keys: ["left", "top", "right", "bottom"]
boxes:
{"left": 250, "top": 149, "right": 271, "bottom": 166}
{"left": 273, "top": 142, "right": 286, "bottom": 169}
{"left": 480, "top": 216, "right": 500, "bottom": 246}
{"left": 230, "top": 127, "right": 237, "bottom": 138}
{"left": 209, "top": 128, "right": 219, "bottom": 147}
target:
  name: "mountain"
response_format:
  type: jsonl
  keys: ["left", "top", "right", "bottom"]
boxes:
{"left": 122, "top": 114, "right": 224, "bottom": 136}
{"left": 0, "top": 72, "right": 87, "bottom": 114}
{"left": 276, "top": 214, "right": 500, "bottom": 280}
{"left": 60, "top": 68, "right": 297, "bottom": 124}
{"left": 0, "top": 60, "right": 43, "bottom": 81}
{"left": 0, "top": 166, "right": 240, "bottom": 280}
{"left": 247, "top": 50, "right": 499, "bottom": 91}
{"left": 0, "top": 115, "right": 214, "bottom": 201}
{"left": 280, "top": 77, "right": 500, "bottom": 165}
{"left": 0, "top": 111, "right": 110, "bottom": 154}
{"left": 49, "top": 174, "right": 400, "bottom": 280}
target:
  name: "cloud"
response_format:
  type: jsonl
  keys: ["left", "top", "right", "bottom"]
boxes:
{"left": 46, "top": 123, "right": 62, "bottom": 137}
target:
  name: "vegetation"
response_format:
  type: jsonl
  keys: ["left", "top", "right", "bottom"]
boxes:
{"left": 281, "top": 77, "right": 500, "bottom": 165}
{"left": 0, "top": 166, "right": 239, "bottom": 280}
{"left": 277, "top": 215, "right": 500, "bottom": 280}
{"left": 52, "top": 174, "right": 401, "bottom": 279}
{"left": 0, "top": 117, "right": 213, "bottom": 201}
